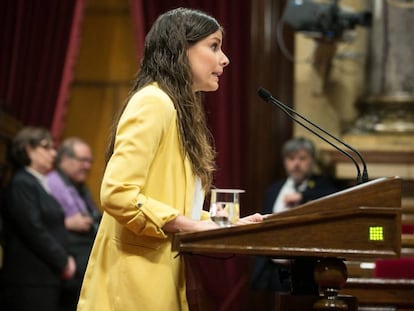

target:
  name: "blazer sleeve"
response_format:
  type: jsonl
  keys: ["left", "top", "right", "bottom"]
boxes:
{"left": 100, "top": 89, "right": 179, "bottom": 239}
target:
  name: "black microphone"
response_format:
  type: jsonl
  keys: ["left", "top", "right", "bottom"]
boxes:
{"left": 257, "top": 87, "right": 368, "bottom": 184}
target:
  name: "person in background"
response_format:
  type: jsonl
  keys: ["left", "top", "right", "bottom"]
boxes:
{"left": 263, "top": 137, "right": 339, "bottom": 215}
{"left": 251, "top": 137, "right": 339, "bottom": 302}
{"left": 77, "top": 7, "right": 263, "bottom": 311}
{"left": 0, "top": 126, "right": 75, "bottom": 311}
{"left": 47, "top": 137, "right": 101, "bottom": 311}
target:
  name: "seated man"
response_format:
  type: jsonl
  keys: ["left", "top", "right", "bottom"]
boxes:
{"left": 251, "top": 137, "right": 339, "bottom": 295}
{"left": 47, "top": 137, "right": 101, "bottom": 311}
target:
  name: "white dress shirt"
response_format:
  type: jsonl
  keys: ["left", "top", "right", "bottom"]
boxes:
{"left": 191, "top": 177, "right": 204, "bottom": 220}
{"left": 272, "top": 177, "right": 308, "bottom": 213}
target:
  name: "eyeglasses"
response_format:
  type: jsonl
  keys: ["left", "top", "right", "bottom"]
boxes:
{"left": 70, "top": 155, "right": 93, "bottom": 164}
{"left": 38, "top": 140, "right": 55, "bottom": 150}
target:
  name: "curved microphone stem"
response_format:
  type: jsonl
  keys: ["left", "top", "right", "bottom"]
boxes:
{"left": 273, "top": 98, "right": 362, "bottom": 183}
{"left": 258, "top": 87, "right": 368, "bottom": 184}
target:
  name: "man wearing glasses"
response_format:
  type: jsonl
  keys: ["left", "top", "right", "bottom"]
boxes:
{"left": 47, "top": 137, "right": 101, "bottom": 311}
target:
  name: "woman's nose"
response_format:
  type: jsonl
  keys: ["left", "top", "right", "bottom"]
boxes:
{"left": 221, "top": 52, "right": 230, "bottom": 67}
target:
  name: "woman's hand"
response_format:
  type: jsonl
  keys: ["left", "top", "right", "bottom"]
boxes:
{"left": 65, "top": 213, "right": 93, "bottom": 232}
{"left": 163, "top": 215, "right": 219, "bottom": 233}
{"left": 283, "top": 192, "right": 302, "bottom": 208}
{"left": 236, "top": 213, "right": 264, "bottom": 225}
{"left": 193, "top": 219, "right": 220, "bottom": 231}
{"left": 61, "top": 255, "right": 76, "bottom": 280}
{"left": 163, "top": 213, "right": 264, "bottom": 234}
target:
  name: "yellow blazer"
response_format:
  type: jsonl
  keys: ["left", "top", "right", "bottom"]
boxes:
{"left": 78, "top": 84, "right": 207, "bottom": 311}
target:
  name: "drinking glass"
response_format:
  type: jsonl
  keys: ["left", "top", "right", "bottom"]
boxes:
{"left": 209, "top": 189, "right": 245, "bottom": 227}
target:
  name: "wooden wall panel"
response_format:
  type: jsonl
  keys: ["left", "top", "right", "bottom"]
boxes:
{"left": 62, "top": 0, "right": 136, "bottom": 205}
{"left": 75, "top": 12, "right": 137, "bottom": 81}
{"left": 62, "top": 86, "right": 128, "bottom": 206}
{"left": 245, "top": 0, "right": 293, "bottom": 216}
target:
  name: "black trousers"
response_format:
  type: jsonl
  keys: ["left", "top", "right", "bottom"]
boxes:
{"left": 2, "top": 284, "right": 60, "bottom": 311}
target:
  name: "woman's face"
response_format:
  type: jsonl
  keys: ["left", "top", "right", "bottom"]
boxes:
{"left": 188, "top": 30, "right": 230, "bottom": 92}
{"left": 26, "top": 139, "right": 57, "bottom": 175}
{"left": 284, "top": 149, "right": 314, "bottom": 185}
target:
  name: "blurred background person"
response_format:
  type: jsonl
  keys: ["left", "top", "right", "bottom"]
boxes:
{"left": 0, "top": 126, "right": 75, "bottom": 311}
{"left": 47, "top": 137, "right": 101, "bottom": 311}
{"left": 251, "top": 137, "right": 340, "bottom": 307}
{"left": 264, "top": 137, "right": 339, "bottom": 214}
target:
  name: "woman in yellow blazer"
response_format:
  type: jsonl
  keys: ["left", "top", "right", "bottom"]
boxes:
{"left": 77, "top": 8, "right": 262, "bottom": 311}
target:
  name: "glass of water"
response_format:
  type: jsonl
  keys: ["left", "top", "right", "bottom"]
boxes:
{"left": 209, "top": 189, "right": 245, "bottom": 227}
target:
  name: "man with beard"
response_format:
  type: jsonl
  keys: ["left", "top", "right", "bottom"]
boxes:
{"left": 264, "top": 137, "right": 339, "bottom": 214}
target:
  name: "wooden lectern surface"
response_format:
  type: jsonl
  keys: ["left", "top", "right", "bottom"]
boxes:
{"left": 175, "top": 177, "right": 402, "bottom": 311}
{"left": 173, "top": 177, "right": 402, "bottom": 261}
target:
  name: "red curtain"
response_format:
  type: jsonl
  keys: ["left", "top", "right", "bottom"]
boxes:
{"left": 0, "top": 0, "right": 85, "bottom": 141}
{"left": 129, "top": 1, "right": 253, "bottom": 310}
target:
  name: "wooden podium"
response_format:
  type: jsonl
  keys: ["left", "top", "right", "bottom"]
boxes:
{"left": 173, "top": 177, "right": 402, "bottom": 310}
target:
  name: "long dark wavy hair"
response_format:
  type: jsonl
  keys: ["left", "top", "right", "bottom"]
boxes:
{"left": 106, "top": 8, "right": 222, "bottom": 191}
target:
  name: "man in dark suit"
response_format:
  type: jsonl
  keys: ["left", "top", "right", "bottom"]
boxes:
{"left": 263, "top": 137, "right": 338, "bottom": 215}
{"left": 47, "top": 137, "right": 101, "bottom": 311}
{"left": 251, "top": 137, "right": 339, "bottom": 296}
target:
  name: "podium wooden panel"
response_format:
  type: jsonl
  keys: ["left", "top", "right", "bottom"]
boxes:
{"left": 173, "top": 177, "right": 402, "bottom": 310}
{"left": 174, "top": 177, "right": 401, "bottom": 260}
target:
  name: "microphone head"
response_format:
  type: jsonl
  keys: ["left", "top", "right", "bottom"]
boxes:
{"left": 257, "top": 87, "right": 273, "bottom": 102}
